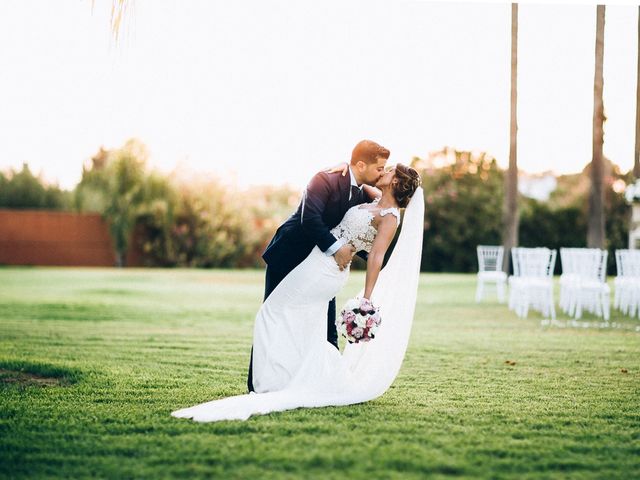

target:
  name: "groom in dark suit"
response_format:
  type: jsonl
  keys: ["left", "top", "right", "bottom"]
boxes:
{"left": 247, "top": 140, "right": 390, "bottom": 392}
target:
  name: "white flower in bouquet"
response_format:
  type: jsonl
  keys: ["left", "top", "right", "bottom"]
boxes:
{"left": 352, "top": 327, "right": 364, "bottom": 339}
{"left": 354, "top": 313, "right": 368, "bottom": 328}
{"left": 344, "top": 298, "right": 360, "bottom": 312}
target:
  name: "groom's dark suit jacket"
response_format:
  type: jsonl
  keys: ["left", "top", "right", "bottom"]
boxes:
{"left": 247, "top": 170, "right": 370, "bottom": 392}
{"left": 262, "top": 170, "right": 368, "bottom": 274}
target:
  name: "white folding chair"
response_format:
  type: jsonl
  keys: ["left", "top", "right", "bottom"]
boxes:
{"left": 476, "top": 245, "right": 507, "bottom": 303}
{"left": 614, "top": 249, "right": 640, "bottom": 317}
{"left": 570, "top": 249, "right": 610, "bottom": 322}
{"left": 508, "top": 247, "right": 557, "bottom": 320}
{"left": 559, "top": 248, "right": 580, "bottom": 314}
{"left": 614, "top": 249, "right": 625, "bottom": 310}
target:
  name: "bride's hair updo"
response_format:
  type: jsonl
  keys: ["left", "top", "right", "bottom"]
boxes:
{"left": 393, "top": 164, "right": 422, "bottom": 208}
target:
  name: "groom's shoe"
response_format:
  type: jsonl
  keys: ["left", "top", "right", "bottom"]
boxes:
{"left": 327, "top": 298, "right": 339, "bottom": 350}
{"left": 247, "top": 347, "right": 255, "bottom": 393}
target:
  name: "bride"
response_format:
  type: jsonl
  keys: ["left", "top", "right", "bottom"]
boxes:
{"left": 172, "top": 164, "right": 423, "bottom": 422}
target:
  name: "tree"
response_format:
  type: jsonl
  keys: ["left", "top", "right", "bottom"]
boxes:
{"left": 102, "top": 142, "right": 148, "bottom": 267}
{"left": 75, "top": 140, "right": 149, "bottom": 267}
{"left": 413, "top": 148, "right": 504, "bottom": 272}
{"left": 74, "top": 147, "right": 110, "bottom": 213}
{"left": 133, "top": 171, "right": 178, "bottom": 267}
{"left": 0, "top": 163, "right": 71, "bottom": 210}
{"left": 502, "top": 3, "right": 519, "bottom": 272}
{"left": 588, "top": 5, "right": 606, "bottom": 248}
{"left": 412, "top": 150, "right": 628, "bottom": 274}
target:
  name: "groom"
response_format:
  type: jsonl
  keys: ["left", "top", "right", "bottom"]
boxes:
{"left": 247, "top": 139, "right": 390, "bottom": 392}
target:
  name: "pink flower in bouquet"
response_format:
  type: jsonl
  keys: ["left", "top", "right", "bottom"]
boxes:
{"left": 352, "top": 327, "right": 364, "bottom": 339}
{"left": 366, "top": 317, "right": 375, "bottom": 328}
{"left": 359, "top": 298, "right": 375, "bottom": 315}
{"left": 371, "top": 311, "right": 382, "bottom": 326}
{"left": 346, "top": 322, "right": 353, "bottom": 335}
{"left": 343, "top": 310, "right": 356, "bottom": 325}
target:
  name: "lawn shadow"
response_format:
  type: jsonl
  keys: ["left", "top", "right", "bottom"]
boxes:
{"left": 0, "top": 360, "right": 82, "bottom": 388}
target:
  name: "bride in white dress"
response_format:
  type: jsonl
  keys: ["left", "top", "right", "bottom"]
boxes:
{"left": 172, "top": 164, "right": 424, "bottom": 422}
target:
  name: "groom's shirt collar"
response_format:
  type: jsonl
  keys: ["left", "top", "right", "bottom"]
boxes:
{"left": 348, "top": 167, "right": 363, "bottom": 200}
{"left": 325, "top": 166, "right": 362, "bottom": 257}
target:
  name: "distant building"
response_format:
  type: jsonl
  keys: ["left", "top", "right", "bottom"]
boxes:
{"left": 518, "top": 172, "right": 557, "bottom": 201}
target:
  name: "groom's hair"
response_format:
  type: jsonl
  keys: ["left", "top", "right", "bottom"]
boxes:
{"left": 350, "top": 140, "right": 390, "bottom": 165}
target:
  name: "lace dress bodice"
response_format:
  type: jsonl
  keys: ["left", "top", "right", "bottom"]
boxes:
{"left": 330, "top": 199, "right": 400, "bottom": 253}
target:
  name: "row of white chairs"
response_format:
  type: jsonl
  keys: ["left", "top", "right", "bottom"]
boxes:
{"left": 476, "top": 245, "right": 613, "bottom": 322}
{"left": 613, "top": 249, "right": 640, "bottom": 317}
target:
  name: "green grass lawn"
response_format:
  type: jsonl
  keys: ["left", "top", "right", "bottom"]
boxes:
{"left": 0, "top": 267, "right": 638, "bottom": 479}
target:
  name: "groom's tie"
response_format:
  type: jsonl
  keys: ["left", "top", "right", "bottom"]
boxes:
{"left": 349, "top": 185, "right": 363, "bottom": 207}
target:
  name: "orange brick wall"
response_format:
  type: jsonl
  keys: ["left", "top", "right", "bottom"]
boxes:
{"left": 0, "top": 209, "right": 140, "bottom": 266}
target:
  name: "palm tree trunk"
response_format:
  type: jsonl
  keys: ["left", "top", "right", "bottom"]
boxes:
{"left": 634, "top": 6, "right": 640, "bottom": 179}
{"left": 502, "top": 3, "right": 519, "bottom": 272}
{"left": 588, "top": 5, "right": 606, "bottom": 249}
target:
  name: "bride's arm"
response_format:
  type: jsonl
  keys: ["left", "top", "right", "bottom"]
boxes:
{"left": 363, "top": 184, "right": 382, "bottom": 202}
{"left": 363, "top": 215, "right": 398, "bottom": 300}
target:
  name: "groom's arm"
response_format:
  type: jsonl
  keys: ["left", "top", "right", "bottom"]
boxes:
{"left": 300, "top": 172, "right": 341, "bottom": 253}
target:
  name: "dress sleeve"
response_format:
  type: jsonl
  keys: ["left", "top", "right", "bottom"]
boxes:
{"left": 379, "top": 207, "right": 401, "bottom": 226}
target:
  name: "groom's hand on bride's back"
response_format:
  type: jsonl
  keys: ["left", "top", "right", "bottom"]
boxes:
{"left": 326, "top": 162, "right": 349, "bottom": 176}
{"left": 334, "top": 244, "right": 356, "bottom": 271}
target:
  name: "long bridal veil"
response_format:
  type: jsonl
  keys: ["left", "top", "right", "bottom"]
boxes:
{"left": 342, "top": 186, "right": 424, "bottom": 401}
{"left": 172, "top": 187, "right": 424, "bottom": 422}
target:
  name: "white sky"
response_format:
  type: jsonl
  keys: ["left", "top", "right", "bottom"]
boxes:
{"left": 0, "top": 0, "right": 638, "bottom": 190}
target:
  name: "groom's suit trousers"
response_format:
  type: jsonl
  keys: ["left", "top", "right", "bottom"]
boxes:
{"left": 247, "top": 264, "right": 338, "bottom": 393}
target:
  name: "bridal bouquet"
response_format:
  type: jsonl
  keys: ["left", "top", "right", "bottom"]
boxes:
{"left": 337, "top": 297, "right": 382, "bottom": 343}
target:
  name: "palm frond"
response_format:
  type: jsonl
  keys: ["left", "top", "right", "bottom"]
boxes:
{"left": 91, "top": 0, "right": 133, "bottom": 43}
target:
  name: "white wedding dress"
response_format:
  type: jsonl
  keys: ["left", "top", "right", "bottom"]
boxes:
{"left": 172, "top": 187, "right": 424, "bottom": 422}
